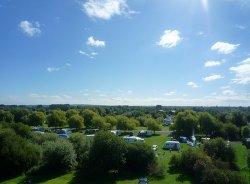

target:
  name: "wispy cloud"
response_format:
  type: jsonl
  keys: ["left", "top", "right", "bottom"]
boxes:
{"left": 81, "top": 0, "right": 136, "bottom": 20}
{"left": 87, "top": 36, "right": 105, "bottom": 47}
{"left": 157, "top": 29, "right": 182, "bottom": 48}
{"left": 204, "top": 60, "right": 225, "bottom": 67}
{"left": 19, "top": 20, "right": 41, "bottom": 37}
{"left": 79, "top": 50, "right": 98, "bottom": 59}
{"left": 164, "top": 91, "right": 176, "bottom": 96}
{"left": 203, "top": 74, "right": 224, "bottom": 81}
{"left": 187, "top": 82, "right": 199, "bottom": 88}
{"left": 236, "top": 24, "right": 246, "bottom": 30}
{"left": 230, "top": 57, "right": 250, "bottom": 84}
{"left": 46, "top": 63, "right": 71, "bottom": 73}
{"left": 211, "top": 41, "right": 239, "bottom": 54}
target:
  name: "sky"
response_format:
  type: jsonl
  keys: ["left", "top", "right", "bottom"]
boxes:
{"left": 0, "top": 0, "right": 250, "bottom": 106}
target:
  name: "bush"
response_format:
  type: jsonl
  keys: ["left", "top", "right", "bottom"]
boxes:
{"left": 87, "top": 131, "right": 127, "bottom": 175}
{"left": 201, "top": 168, "right": 229, "bottom": 184}
{"left": 203, "top": 138, "right": 235, "bottom": 163}
{"left": 0, "top": 128, "right": 42, "bottom": 177}
{"left": 169, "top": 149, "right": 214, "bottom": 181}
{"left": 123, "top": 143, "right": 155, "bottom": 175}
{"left": 43, "top": 139, "right": 77, "bottom": 171}
{"left": 31, "top": 132, "right": 59, "bottom": 145}
{"left": 69, "top": 133, "right": 90, "bottom": 168}
{"left": 247, "top": 151, "right": 250, "bottom": 168}
{"left": 148, "top": 161, "right": 165, "bottom": 179}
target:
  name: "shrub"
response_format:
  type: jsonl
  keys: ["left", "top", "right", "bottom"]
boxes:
{"left": 123, "top": 143, "right": 155, "bottom": 175}
{"left": 0, "top": 128, "right": 42, "bottom": 177}
{"left": 203, "top": 138, "right": 235, "bottom": 163}
{"left": 201, "top": 168, "right": 229, "bottom": 184}
{"left": 247, "top": 151, "right": 250, "bottom": 168}
{"left": 148, "top": 161, "right": 165, "bottom": 179}
{"left": 31, "top": 132, "right": 59, "bottom": 145}
{"left": 87, "top": 131, "right": 127, "bottom": 175}
{"left": 43, "top": 139, "right": 77, "bottom": 171}
{"left": 69, "top": 133, "right": 90, "bottom": 168}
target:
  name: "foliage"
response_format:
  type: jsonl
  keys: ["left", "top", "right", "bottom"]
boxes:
{"left": 31, "top": 132, "right": 59, "bottom": 145}
{"left": 28, "top": 111, "right": 46, "bottom": 126}
{"left": 80, "top": 109, "right": 97, "bottom": 128}
{"left": 69, "top": 133, "right": 90, "bottom": 168}
{"left": 116, "top": 116, "right": 136, "bottom": 130}
{"left": 43, "top": 139, "right": 77, "bottom": 171}
{"left": 224, "top": 123, "right": 240, "bottom": 141}
{"left": 241, "top": 126, "right": 250, "bottom": 138}
{"left": 203, "top": 138, "right": 235, "bottom": 163}
{"left": 0, "top": 128, "right": 42, "bottom": 177}
{"left": 87, "top": 131, "right": 127, "bottom": 175}
{"left": 145, "top": 117, "right": 161, "bottom": 133}
{"left": 66, "top": 109, "right": 79, "bottom": 119}
{"left": 47, "top": 110, "right": 67, "bottom": 127}
{"left": 230, "top": 111, "right": 247, "bottom": 127}
{"left": 123, "top": 143, "right": 155, "bottom": 175}
{"left": 148, "top": 161, "right": 165, "bottom": 179}
{"left": 105, "top": 115, "right": 117, "bottom": 128}
{"left": 0, "top": 110, "right": 14, "bottom": 123}
{"left": 172, "top": 110, "right": 199, "bottom": 137}
{"left": 92, "top": 115, "right": 110, "bottom": 130}
{"left": 68, "top": 115, "right": 84, "bottom": 130}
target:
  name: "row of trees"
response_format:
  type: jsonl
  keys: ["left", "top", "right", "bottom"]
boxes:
{"left": 0, "top": 121, "right": 158, "bottom": 179}
{"left": 0, "top": 108, "right": 162, "bottom": 132}
{"left": 171, "top": 110, "right": 250, "bottom": 140}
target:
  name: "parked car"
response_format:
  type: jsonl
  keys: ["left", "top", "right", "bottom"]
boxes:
{"left": 138, "top": 130, "right": 153, "bottom": 137}
{"left": 138, "top": 177, "right": 148, "bottom": 184}
{"left": 163, "top": 141, "right": 180, "bottom": 151}
{"left": 111, "top": 130, "right": 122, "bottom": 136}
{"left": 123, "top": 136, "right": 145, "bottom": 144}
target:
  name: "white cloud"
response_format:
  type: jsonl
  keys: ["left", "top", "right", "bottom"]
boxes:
{"left": 203, "top": 74, "right": 224, "bottom": 81}
{"left": 87, "top": 36, "right": 105, "bottom": 47}
{"left": 19, "top": 20, "right": 41, "bottom": 37}
{"left": 204, "top": 60, "right": 224, "bottom": 67}
{"left": 236, "top": 25, "right": 246, "bottom": 30}
{"left": 222, "top": 90, "right": 237, "bottom": 96}
{"left": 79, "top": 50, "right": 98, "bottom": 59}
{"left": 221, "top": 85, "right": 231, "bottom": 90}
{"left": 187, "top": 82, "right": 198, "bottom": 88}
{"left": 230, "top": 57, "right": 250, "bottom": 84}
{"left": 164, "top": 91, "right": 176, "bottom": 96}
{"left": 82, "top": 0, "right": 135, "bottom": 20}
{"left": 211, "top": 41, "right": 239, "bottom": 54}
{"left": 47, "top": 67, "right": 60, "bottom": 73}
{"left": 157, "top": 29, "right": 182, "bottom": 48}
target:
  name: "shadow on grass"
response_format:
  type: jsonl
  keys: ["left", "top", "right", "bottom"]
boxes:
{"left": 69, "top": 170, "right": 142, "bottom": 184}
{"left": 168, "top": 168, "right": 197, "bottom": 184}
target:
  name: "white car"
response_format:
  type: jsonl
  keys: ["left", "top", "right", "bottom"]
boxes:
{"left": 152, "top": 145, "right": 158, "bottom": 151}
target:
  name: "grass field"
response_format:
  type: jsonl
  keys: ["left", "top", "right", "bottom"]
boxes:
{"left": 1, "top": 134, "right": 249, "bottom": 184}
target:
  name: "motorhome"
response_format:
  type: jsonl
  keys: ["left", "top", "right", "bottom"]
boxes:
{"left": 163, "top": 141, "right": 180, "bottom": 151}
{"left": 123, "top": 136, "right": 145, "bottom": 143}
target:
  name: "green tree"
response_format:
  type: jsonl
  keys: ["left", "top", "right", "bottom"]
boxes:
{"left": 87, "top": 131, "right": 127, "bottom": 174}
{"left": 92, "top": 115, "right": 110, "bottom": 130}
{"left": 173, "top": 110, "right": 199, "bottom": 137}
{"left": 11, "top": 108, "right": 30, "bottom": 124}
{"left": 241, "top": 126, "right": 250, "bottom": 138}
{"left": 80, "top": 109, "right": 97, "bottom": 128}
{"left": 68, "top": 115, "right": 84, "bottom": 130}
{"left": 47, "top": 110, "right": 67, "bottom": 127}
{"left": 43, "top": 139, "right": 77, "bottom": 171}
{"left": 0, "top": 110, "right": 14, "bottom": 123}
{"left": 116, "top": 116, "right": 136, "bottom": 130}
{"left": 66, "top": 109, "right": 79, "bottom": 119}
{"left": 199, "top": 112, "right": 221, "bottom": 136}
{"left": 28, "top": 111, "right": 46, "bottom": 126}
{"left": 105, "top": 115, "right": 117, "bottom": 128}
{"left": 224, "top": 123, "right": 240, "bottom": 141}
{"left": 230, "top": 111, "right": 247, "bottom": 127}
{"left": 146, "top": 118, "right": 161, "bottom": 134}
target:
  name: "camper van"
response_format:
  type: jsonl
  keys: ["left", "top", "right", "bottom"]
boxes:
{"left": 123, "top": 136, "right": 145, "bottom": 144}
{"left": 163, "top": 141, "right": 180, "bottom": 151}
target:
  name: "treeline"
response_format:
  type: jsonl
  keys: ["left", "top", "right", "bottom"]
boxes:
{"left": 0, "top": 107, "right": 163, "bottom": 132}
{"left": 0, "top": 122, "right": 161, "bottom": 179}
{"left": 171, "top": 110, "right": 250, "bottom": 141}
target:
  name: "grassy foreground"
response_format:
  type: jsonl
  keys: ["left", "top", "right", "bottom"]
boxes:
{"left": 1, "top": 134, "right": 249, "bottom": 184}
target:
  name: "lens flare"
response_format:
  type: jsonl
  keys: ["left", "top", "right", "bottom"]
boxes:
{"left": 201, "top": 0, "right": 209, "bottom": 12}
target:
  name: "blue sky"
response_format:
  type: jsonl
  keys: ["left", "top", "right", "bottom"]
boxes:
{"left": 0, "top": 0, "right": 250, "bottom": 106}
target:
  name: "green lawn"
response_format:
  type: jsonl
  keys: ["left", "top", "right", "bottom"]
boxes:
{"left": 1, "top": 135, "right": 248, "bottom": 184}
